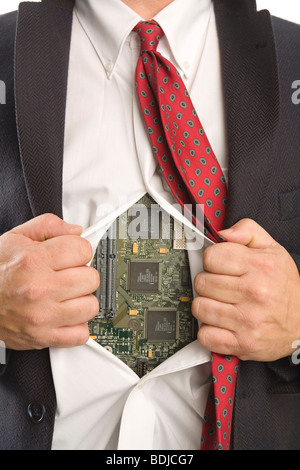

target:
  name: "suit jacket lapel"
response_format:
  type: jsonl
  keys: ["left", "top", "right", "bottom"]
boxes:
{"left": 15, "top": 0, "right": 74, "bottom": 219}
{"left": 213, "top": 0, "right": 280, "bottom": 228}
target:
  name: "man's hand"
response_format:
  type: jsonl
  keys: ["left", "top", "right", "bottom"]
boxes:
{"left": 192, "top": 219, "right": 300, "bottom": 362}
{"left": 0, "top": 214, "right": 100, "bottom": 350}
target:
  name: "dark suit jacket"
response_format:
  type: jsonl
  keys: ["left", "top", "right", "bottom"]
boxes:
{"left": 0, "top": 0, "right": 300, "bottom": 450}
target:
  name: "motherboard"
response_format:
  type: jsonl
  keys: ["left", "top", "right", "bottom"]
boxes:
{"left": 89, "top": 194, "right": 197, "bottom": 377}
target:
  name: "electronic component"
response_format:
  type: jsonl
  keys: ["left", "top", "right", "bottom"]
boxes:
{"left": 132, "top": 243, "right": 139, "bottom": 254}
{"left": 173, "top": 219, "right": 186, "bottom": 250}
{"left": 128, "top": 261, "right": 160, "bottom": 293}
{"left": 146, "top": 310, "right": 178, "bottom": 342}
{"left": 137, "top": 359, "right": 148, "bottom": 378}
{"left": 89, "top": 194, "right": 197, "bottom": 378}
{"left": 129, "top": 309, "right": 138, "bottom": 316}
{"left": 181, "top": 265, "right": 191, "bottom": 287}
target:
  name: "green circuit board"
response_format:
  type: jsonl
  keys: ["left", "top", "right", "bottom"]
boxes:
{"left": 89, "top": 194, "right": 197, "bottom": 377}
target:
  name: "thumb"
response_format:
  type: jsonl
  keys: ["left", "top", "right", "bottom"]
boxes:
{"left": 11, "top": 213, "right": 82, "bottom": 242}
{"left": 219, "top": 218, "right": 277, "bottom": 249}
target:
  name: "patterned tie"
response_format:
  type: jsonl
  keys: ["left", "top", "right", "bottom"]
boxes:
{"left": 133, "top": 21, "right": 238, "bottom": 450}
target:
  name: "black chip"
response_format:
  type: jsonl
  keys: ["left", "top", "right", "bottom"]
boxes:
{"left": 181, "top": 265, "right": 191, "bottom": 287}
{"left": 146, "top": 310, "right": 177, "bottom": 342}
{"left": 128, "top": 261, "right": 160, "bottom": 292}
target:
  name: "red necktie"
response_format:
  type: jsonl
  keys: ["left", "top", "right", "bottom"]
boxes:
{"left": 133, "top": 20, "right": 238, "bottom": 450}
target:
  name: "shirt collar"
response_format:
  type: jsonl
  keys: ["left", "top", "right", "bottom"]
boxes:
{"left": 75, "top": 0, "right": 212, "bottom": 80}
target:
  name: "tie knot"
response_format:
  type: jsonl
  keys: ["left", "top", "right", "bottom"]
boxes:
{"left": 133, "top": 21, "right": 164, "bottom": 53}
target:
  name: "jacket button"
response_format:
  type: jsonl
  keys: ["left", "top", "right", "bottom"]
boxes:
{"left": 27, "top": 402, "right": 46, "bottom": 423}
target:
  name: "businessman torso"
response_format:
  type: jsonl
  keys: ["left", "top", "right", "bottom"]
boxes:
{"left": 0, "top": 0, "right": 300, "bottom": 450}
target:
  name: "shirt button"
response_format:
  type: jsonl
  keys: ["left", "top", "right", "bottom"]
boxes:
{"left": 27, "top": 402, "right": 46, "bottom": 424}
{"left": 105, "top": 61, "right": 114, "bottom": 73}
{"left": 183, "top": 61, "right": 190, "bottom": 70}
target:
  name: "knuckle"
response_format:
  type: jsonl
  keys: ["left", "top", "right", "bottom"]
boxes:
{"left": 237, "top": 335, "right": 259, "bottom": 361}
{"left": 191, "top": 296, "right": 199, "bottom": 311}
{"left": 20, "top": 281, "right": 48, "bottom": 303}
{"left": 197, "top": 325, "right": 210, "bottom": 349}
{"left": 16, "top": 249, "right": 40, "bottom": 271}
{"left": 81, "top": 327, "right": 91, "bottom": 344}
{"left": 90, "top": 294, "right": 100, "bottom": 315}
{"left": 194, "top": 273, "right": 205, "bottom": 295}
{"left": 262, "top": 256, "right": 277, "bottom": 273}
{"left": 203, "top": 245, "right": 214, "bottom": 271}
{"left": 241, "top": 218, "right": 256, "bottom": 229}
{"left": 244, "top": 279, "right": 269, "bottom": 303}
{"left": 233, "top": 316, "right": 266, "bottom": 360}
{"left": 197, "top": 326, "right": 206, "bottom": 346}
{"left": 38, "top": 213, "right": 60, "bottom": 237}
{"left": 26, "top": 311, "right": 42, "bottom": 328}
{"left": 242, "top": 310, "right": 260, "bottom": 331}
{"left": 191, "top": 297, "right": 201, "bottom": 318}
{"left": 84, "top": 294, "right": 100, "bottom": 318}
{"left": 251, "top": 253, "right": 276, "bottom": 274}
{"left": 221, "top": 334, "right": 241, "bottom": 357}
{"left": 40, "top": 212, "right": 57, "bottom": 225}
{"left": 78, "top": 238, "right": 93, "bottom": 264}
{"left": 192, "top": 296, "right": 208, "bottom": 321}
{"left": 22, "top": 317, "right": 48, "bottom": 348}
{"left": 91, "top": 267, "right": 100, "bottom": 290}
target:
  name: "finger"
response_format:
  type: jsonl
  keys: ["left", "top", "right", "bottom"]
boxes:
{"left": 194, "top": 272, "right": 242, "bottom": 303}
{"left": 192, "top": 296, "right": 239, "bottom": 331}
{"left": 53, "top": 266, "right": 100, "bottom": 301}
{"left": 203, "top": 242, "right": 249, "bottom": 276}
{"left": 53, "top": 295, "right": 99, "bottom": 327}
{"left": 197, "top": 324, "right": 239, "bottom": 356}
{"left": 41, "top": 235, "right": 93, "bottom": 270}
{"left": 219, "top": 218, "right": 276, "bottom": 249}
{"left": 11, "top": 213, "right": 82, "bottom": 241}
{"left": 49, "top": 323, "right": 90, "bottom": 348}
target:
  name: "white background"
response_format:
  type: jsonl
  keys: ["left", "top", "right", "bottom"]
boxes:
{"left": 0, "top": 0, "right": 299, "bottom": 24}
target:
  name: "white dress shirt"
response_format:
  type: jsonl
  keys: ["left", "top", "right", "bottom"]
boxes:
{"left": 50, "top": 0, "right": 228, "bottom": 450}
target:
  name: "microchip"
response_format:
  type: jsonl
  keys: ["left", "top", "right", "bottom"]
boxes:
{"left": 128, "top": 261, "right": 160, "bottom": 292}
{"left": 137, "top": 359, "right": 148, "bottom": 378}
{"left": 181, "top": 265, "right": 191, "bottom": 287}
{"left": 146, "top": 310, "right": 177, "bottom": 342}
